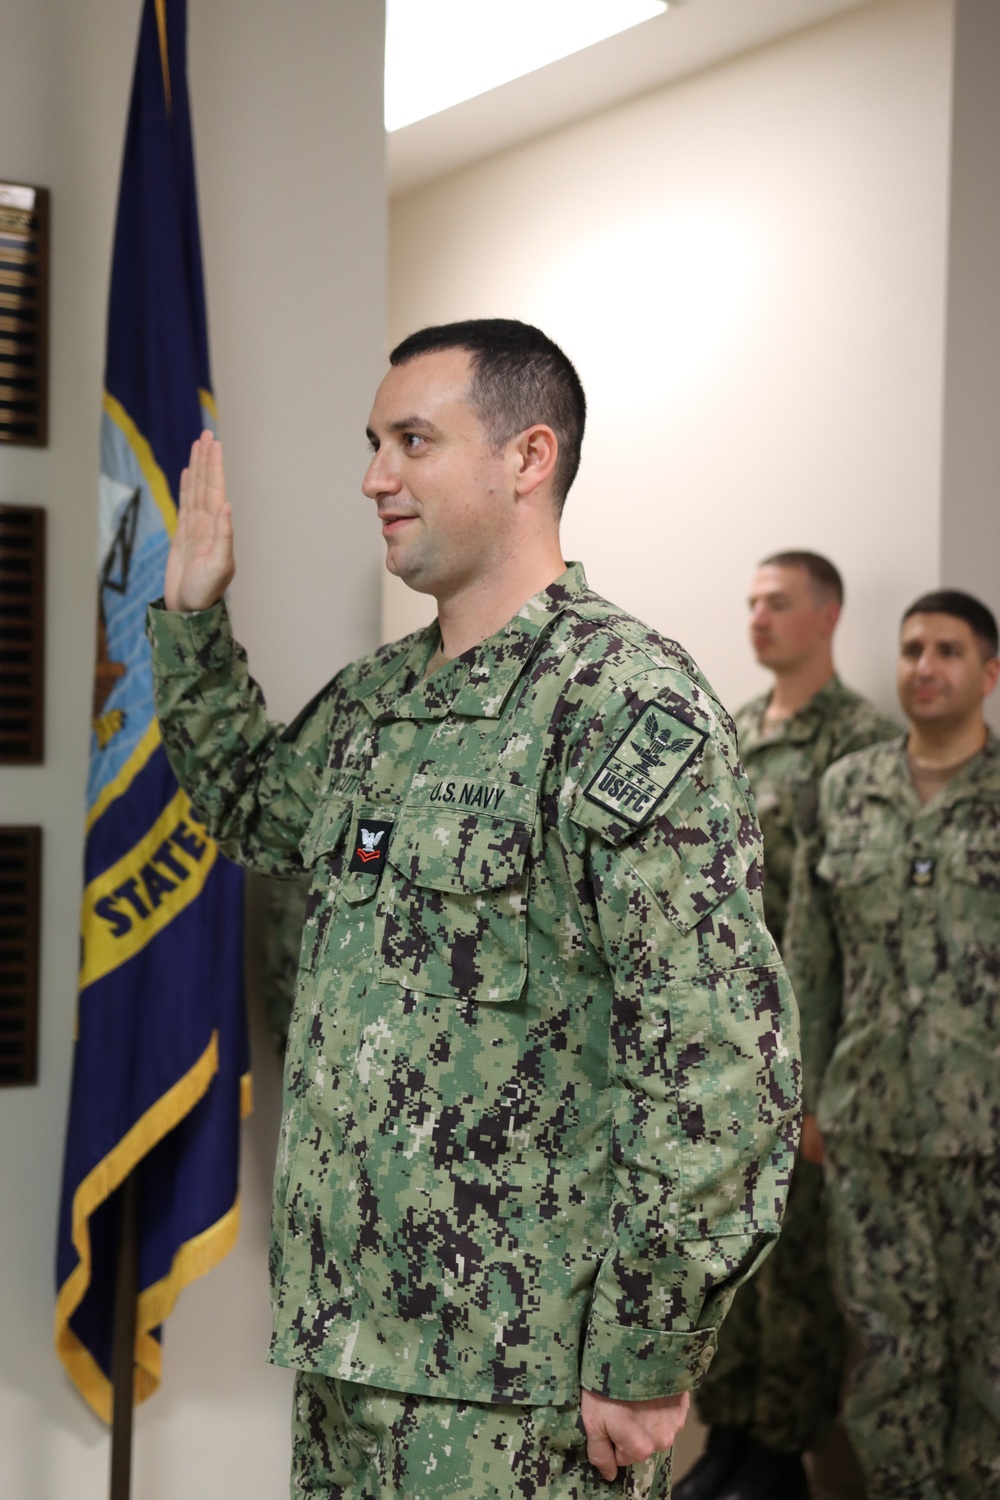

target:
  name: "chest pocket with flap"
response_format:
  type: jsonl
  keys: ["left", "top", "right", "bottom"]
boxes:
{"left": 299, "top": 791, "right": 394, "bottom": 969}
{"left": 378, "top": 803, "right": 533, "bottom": 1003}
{"left": 950, "top": 836, "right": 1000, "bottom": 892}
{"left": 816, "top": 843, "right": 897, "bottom": 938}
{"left": 816, "top": 845, "right": 893, "bottom": 888}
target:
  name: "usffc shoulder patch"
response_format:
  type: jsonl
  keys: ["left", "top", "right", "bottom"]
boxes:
{"left": 584, "top": 701, "right": 708, "bottom": 828}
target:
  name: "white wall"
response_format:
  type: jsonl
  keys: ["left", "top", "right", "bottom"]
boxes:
{"left": 0, "top": 1, "right": 385, "bottom": 1495}
{"left": 940, "top": 0, "right": 1000, "bottom": 714}
{"left": 191, "top": 0, "right": 388, "bottom": 719}
{"left": 387, "top": 0, "right": 955, "bottom": 723}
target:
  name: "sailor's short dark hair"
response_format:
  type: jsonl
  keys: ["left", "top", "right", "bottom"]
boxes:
{"left": 759, "top": 550, "right": 843, "bottom": 605}
{"left": 390, "top": 319, "right": 586, "bottom": 514}
{"left": 902, "top": 589, "right": 999, "bottom": 657}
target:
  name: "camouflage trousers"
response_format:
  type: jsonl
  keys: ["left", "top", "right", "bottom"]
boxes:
{"left": 291, "top": 1373, "right": 672, "bottom": 1500}
{"left": 824, "top": 1142, "right": 1000, "bottom": 1500}
{"left": 693, "top": 1157, "right": 844, "bottom": 1451}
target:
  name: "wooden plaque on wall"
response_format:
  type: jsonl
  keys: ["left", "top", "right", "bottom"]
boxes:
{"left": 0, "top": 826, "right": 41, "bottom": 1087}
{"left": 0, "top": 504, "right": 46, "bottom": 762}
{"left": 0, "top": 182, "right": 50, "bottom": 447}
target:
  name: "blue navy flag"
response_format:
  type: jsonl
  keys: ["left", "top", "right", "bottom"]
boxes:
{"left": 55, "top": 0, "right": 248, "bottom": 1421}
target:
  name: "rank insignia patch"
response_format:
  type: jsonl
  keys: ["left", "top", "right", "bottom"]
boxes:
{"left": 349, "top": 819, "right": 393, "bottom": 874}
{"left": 584, "top": 702, "right": 707, "bottom": 827}
{"left": 910, "top": 856, "right": 935, "bottom": 887}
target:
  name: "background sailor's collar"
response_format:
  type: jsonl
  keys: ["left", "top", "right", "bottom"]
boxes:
{"left": 854, "top": 728, "right": 1000, "bottom": 808}
{"left": 743, "top": 674, "right": 848, "bottom": 748}
{"left": 358, "top": 562, "right": 589, "bottom": 723}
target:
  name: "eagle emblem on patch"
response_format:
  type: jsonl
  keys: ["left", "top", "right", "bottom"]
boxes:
{"left": 348, "top": 818, "right": 393, "bottom": 873}
{"left": 584, "top": 702, "right": 707, "bottom": 827}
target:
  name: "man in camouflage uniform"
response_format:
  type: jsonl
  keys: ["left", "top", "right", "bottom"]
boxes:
{"left": 148, "top": 320, "right": 799, "bottom": 1499}
{"left": 785, "top": 590, "right": 1000, "bottom": 1500}
{"left": 680, "top": 552, "right": 897, "bottom": 1500}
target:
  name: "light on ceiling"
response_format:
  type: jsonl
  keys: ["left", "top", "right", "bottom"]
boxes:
{"left": 385, "top": 0, "right": 669, "bottom": 133}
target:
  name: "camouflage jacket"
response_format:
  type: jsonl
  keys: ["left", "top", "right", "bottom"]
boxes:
{"left": 784, "top": 733, "right": 1000, "bottom": 1155}
{"left": 735, "top": 677, "right": 898, "bottom": 950}
{"left": 148, "top": 563, "right": 798, "bottom": 1406}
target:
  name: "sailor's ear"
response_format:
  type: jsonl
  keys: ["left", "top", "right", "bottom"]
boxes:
{"left": 511, "top": 425, "right": 558, "bottom": 500}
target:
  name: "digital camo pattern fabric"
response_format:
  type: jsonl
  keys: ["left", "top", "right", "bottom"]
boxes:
{"left": 148, "top": 563, "right": 799, "bottom": 1407}
{"left": 785, "top": 736, "right": 1000, "bottom": 1498}
{"left": 261, "top": 874, "right": 310, "bottom": 1055}
{"left": 695, "top": 677, "right": 896, "bottom": 1451}
{"left": 694, "top": 1158, "right": 844, "bottom": 1453}
{"left": 734, "top": 677, "right": 899, "bottom": 949}
{"left": 785, "top": 732, "right": 1000, "bottom": 1148}
{"left": 291, "top": 1374, "right": 672, "bottom": 1500}
{"left": 824, "top": 1142, "right": 1000, "bottom": 1500}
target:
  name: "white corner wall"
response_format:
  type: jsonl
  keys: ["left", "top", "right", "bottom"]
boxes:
{"left": 387, "top": 0, "right": 954, "bottom": 722}
{"left": 0, "top": 1, "right": 385, "bottom": 1496}
{"left": 940, "top": 0, "right": 1000, "bottom": 708}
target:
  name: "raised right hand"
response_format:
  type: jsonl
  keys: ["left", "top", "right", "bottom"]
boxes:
{"left": 164, "top": 430, "right": 235, "bottom": 612}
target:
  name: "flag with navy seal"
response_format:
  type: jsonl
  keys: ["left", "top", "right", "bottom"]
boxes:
{"left": 55, "top": 0, "right": 248, "bottom": 1421}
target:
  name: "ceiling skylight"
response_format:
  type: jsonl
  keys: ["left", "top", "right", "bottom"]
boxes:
{"left": 385, "top": 0, "right": 669, "bottom": 133}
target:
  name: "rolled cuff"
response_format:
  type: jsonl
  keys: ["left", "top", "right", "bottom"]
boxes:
{"left": 580, "top": 1315, "right": 717, "bottom": 1400}
{"left": 146, "top": 597, "right": 233, "bottom": 675}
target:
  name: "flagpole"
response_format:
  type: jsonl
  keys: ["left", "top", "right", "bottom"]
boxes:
{"left": 109, "top": 1173, "right": 138, "bottom": 1500}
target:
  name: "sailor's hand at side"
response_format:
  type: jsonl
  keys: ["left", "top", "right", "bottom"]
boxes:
{"left": 164, "top": 430, "right": 235, "bottom": 612}
{"left": 801, "top": 1113, "right": 825, "bottom": 1166}
{"left": 580, "top": 1389, "right": 690, "bottom": 1481}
